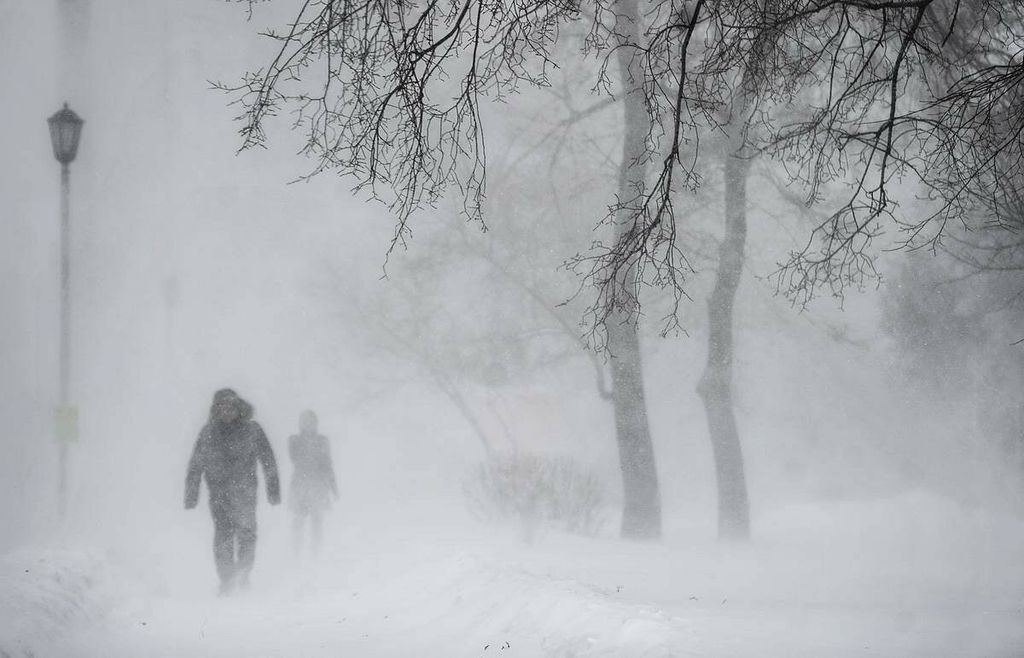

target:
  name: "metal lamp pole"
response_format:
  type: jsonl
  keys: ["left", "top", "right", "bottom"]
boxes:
{"left": 48, "top": 103, "right": 84, "bottom": 517}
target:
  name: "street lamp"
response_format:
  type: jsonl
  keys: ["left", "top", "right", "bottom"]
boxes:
{"left": 48, "top": 102, "right": 84, "bottom": 517}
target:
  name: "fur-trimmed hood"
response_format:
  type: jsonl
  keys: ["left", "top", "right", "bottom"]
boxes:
{"left": 209, "top": 388, "right": 253, "bottom": 424}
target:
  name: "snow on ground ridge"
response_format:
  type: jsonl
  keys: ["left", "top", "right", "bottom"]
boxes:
{"left": 4, "top": 493, "right": 1024, "bottom": 657}
{"left": 0, "top": 549, "right": 119, "bottom": 656}
{"left": 421, "top": 551, "right": 691, "bottom": 656}
{"left": 0, "top": 538, "right": 693, "bottom": 657}
{"left": 306, "top": 540, "right": 694, "bottom": 657}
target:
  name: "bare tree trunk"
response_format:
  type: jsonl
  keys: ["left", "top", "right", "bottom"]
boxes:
{"left": 608, "top": 318, "right": 661, "bottom": 539}
{"left": 610, "top": 0, "right": 662, "bottom": 540}
{"left": 431, "top": 372, "right": 495, "bottom": 459}
{"left": 697, "top": 116, "right": 751, "bottom": 541}
{"left": 376, "top": 311, "right": 497, "bottom": 458}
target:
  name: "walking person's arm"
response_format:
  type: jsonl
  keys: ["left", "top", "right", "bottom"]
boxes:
{"left": 255, "top": 424, "right": 281, "bottom": 505}
{"left": 184, "top": 429, "right": 208, "bottom": 509}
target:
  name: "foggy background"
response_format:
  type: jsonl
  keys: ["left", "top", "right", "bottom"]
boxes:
{"left": 2, "top": 1, "right": 1024, "bottom": 656}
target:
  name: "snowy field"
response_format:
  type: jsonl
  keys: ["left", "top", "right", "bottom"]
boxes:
{"left": 3, "top": 491, "right": 1023, "bottom": 657}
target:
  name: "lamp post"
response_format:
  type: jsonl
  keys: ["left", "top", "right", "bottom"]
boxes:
{"left": 48, "top": 102, "right": 84, "bottom": 517}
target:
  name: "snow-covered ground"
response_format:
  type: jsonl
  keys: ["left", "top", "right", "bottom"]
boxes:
{"left": 3, "top": 491, "right": 1022, "bottom": 657}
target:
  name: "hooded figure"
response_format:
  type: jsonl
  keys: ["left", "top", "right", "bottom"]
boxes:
{"left": 185, "top": 388, "right": 280, "bottom": 594}
{"left": 288, "top": 409, "right": 338, "bottom": 555}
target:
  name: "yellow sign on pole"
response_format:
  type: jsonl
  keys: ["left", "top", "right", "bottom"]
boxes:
{"left": 55, "top": 405, "right": 78, "bottom": 443}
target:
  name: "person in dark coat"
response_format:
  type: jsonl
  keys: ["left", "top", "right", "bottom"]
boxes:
{"left": 288, "top": 410, "right": 338, "bottom": 555}
{"left": 185, "top": 388, "right": 280, "bottom": 594}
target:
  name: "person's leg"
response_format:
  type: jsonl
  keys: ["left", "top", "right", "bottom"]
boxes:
{"left": 235, "top": 505, "right": 258, "bottom": 589}
{"left": 212, "top": 510, "right": 236, "bottom": 594}
{"left": 310, "top": 509, "right": 323, "bottom": 556}
{"left": 291, "top": 510, "right": 306, "bottom": 557}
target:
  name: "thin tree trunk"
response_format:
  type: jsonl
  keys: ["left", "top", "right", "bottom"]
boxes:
{"left": 697, "top": 113, "right": 751, "bottom": 541}
{"left": 608, "top": 318, "right": 661, "bottom": 539}
{"left": 610, "top": 0, "right": 662, "bottom": 540}
{"left": 433, "top": 372, "right": 495, "bottom": 459}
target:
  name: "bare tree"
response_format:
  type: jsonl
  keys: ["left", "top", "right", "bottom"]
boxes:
{"left": 331, "top": 189, "right": 612, "bottom": 461}
{"left": 222, "top": 0, "right": 1024, "bottom": 312}
{"left": 881, "top": 239, "right": 1024, "bottom": 500}
{"left": 220, "top": 0, "right": 1024, "bottom": 542}
{"left": 764, "top": 0, "right": 1024, "bottom": 303}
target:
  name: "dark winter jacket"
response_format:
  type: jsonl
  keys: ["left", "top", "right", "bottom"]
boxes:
{"left": 185, "top": 395, "right": 281, "bottom": 511}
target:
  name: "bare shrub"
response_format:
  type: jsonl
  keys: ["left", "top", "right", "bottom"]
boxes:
{"left": 464, "top": 453, "right": 607, "bottom": 541}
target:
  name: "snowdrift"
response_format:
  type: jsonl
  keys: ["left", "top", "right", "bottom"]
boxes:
{"left": 0, "top": 550, "right": 117, "bottom": 656}
{"left": 2, "top": 492, "right": 1022, "bottom": 657}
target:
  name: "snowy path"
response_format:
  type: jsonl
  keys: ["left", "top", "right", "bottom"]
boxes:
{"left": 4, "top": 495, "right": 1024, "bottom": 657}
{"left": 3, "top": 538, "right": 687, "bottom": 657}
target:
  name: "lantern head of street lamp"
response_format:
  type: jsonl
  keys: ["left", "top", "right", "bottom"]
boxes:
{"left": 48, "top": 103, "right": 84, "bottom": 165}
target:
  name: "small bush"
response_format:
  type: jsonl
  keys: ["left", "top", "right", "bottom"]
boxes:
{"left": 464, "top": 453, "right": 607, "bottom": 540}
